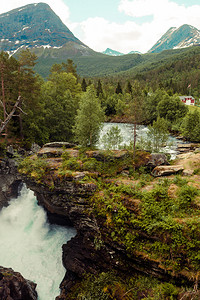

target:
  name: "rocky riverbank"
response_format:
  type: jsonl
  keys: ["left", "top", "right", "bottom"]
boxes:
{"left": 1, "top": 143, "right": 200, "bottom": 299}
{"left": 0, "top": 158, "right": 38, "bottom": 300}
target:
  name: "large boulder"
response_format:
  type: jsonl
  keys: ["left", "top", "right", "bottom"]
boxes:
{"left": 0, "top": 266, "right": 37, "bottom": 300}
{"left": 146, "top": 153, "right": 169, "bottom": 169}
{"left": 0, "top": 159, "right": 21, "bottom": 209}
{"left": 151, "top": 165, "right": 184, "bottom": 177}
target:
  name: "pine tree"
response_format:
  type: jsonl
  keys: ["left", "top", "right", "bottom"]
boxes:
{"left": 96, "top": 79, "right": 104, "bottom": 98}
{"left": 63, "top": 59, "right": 78, "bottom": 78}
{"left": 81, "top": 78, "right": 87, "bottom": 92}
{"left": 115, "top": 82, "right": 123, "bottom": 94}
{"left": 126, "top": 81, "right": 132, "bottom": 94}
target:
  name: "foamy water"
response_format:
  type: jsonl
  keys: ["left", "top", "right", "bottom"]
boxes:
{"left": 0, "top": 185, "right": 76, "bottom": 299}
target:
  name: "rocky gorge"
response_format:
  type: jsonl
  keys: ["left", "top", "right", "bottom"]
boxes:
{"left": 1, "top": 142, "right": 200, "bottom": 299}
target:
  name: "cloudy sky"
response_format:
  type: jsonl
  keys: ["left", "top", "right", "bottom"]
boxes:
{"left": 1, "top": 0, "right": 200, "bottom": 53}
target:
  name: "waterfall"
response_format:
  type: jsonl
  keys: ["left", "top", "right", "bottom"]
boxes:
{"left": 0, "top": 185, "right": 76, "bottom": 300}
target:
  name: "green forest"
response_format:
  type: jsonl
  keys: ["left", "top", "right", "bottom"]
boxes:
{"left": 2, "top": 47, "right": 200, "bottom": 299}
{"left": 1, "top": 47, "right": 200, "bottom": 150}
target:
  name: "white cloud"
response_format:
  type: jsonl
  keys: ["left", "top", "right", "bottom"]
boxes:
{"left": 72, "top": 0, "right": 200, "bottom": 53}
{"left": 76, "top": 17, "right": 147, "bottom": 53}
{"left": 116, "top": 0, "right": 200, "bottom": 52}
{"left": 1, "top": 0, "right": 200, "bottom": 54}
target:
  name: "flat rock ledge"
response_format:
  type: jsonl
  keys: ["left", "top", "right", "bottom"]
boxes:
{"left": 177, "top": 143, "right": 199, "bottom": 153}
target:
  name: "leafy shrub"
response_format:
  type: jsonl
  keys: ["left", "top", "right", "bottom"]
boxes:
{"left": 18, "top": 156, "right": 49, "bottom": 182}
{"left": 172, "top": 175, "right": 187, "bottom": 187}
{"left": 0, "top": 141, "right": 7, "bottom": 157}
{"left": 177, "top": 185, "right": 199, "bottom": 210}
{"left": 82, "top": 158, "right": 99, "bottom": 171}
{"left": 63, "top": 157, "right": 81, "bottom": 170}
{"left": 154, "top": 282, "right": 179, "bottom": 300}
{"left": 61, "top": 150, "right": 70, "bottom": 161}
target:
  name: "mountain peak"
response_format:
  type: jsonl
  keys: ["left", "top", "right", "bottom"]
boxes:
{"left": 0, "top": 2, "right": 83, "bottom": 54}
{"left": 102, "top": 48, "right": 124, "bottom": 56}
{"left": 149, "top": 24, "right": 200, "bottom": 53}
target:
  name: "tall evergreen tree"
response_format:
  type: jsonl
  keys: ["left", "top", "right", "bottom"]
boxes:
{"left": 50, "top": 59, "right": 78, "bottom": 78}
{"left": 115, "top": 82, "right": 123, "bottom": 94}
{"left": 125, "top": 81, "right": 132, "bottom": 94}
{"left": 17, "top": 49, "right": 38, "bottom": 138}
{"left": 96, "top": 79, "right": 104, "bottom": 98}
{"left": 81, "top": 78, "right": 87, "bottom": 92}
{"left": 63, "top": 59, "right": 78, "bottom": 78}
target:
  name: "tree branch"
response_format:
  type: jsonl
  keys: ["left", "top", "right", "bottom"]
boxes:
{"left": 0, "top": 96, "right": 23, "bottom": 135}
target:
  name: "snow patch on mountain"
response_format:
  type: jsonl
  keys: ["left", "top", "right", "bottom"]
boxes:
{"left": 149, "top": 24, "right": 200, "bottom": 53}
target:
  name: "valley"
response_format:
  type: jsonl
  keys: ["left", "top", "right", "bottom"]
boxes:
{"left": 1, "top": 1, "right": 200, "bottom": 300}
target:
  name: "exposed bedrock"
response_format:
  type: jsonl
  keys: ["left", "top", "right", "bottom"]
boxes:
{"left": 24, "top": 174, "right": 191, "bottom": 299}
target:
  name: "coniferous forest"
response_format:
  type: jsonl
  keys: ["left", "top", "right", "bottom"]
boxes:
{"left": 2, "top": 46, "right": 200, "bottom": 300}
{"left": 1, "top": 46, "right": 200, "bottom": 148}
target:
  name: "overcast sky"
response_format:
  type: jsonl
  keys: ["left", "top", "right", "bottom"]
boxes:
{"left": 1, "top": 0, "right": 200, "bottom": 53}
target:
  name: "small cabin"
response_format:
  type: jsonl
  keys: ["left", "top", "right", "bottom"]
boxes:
{"left": 179, "top": 96, "right": 195, "bottom": 106}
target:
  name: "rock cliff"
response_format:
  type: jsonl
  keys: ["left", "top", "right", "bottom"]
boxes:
{"left": 0, "top": 266, "right": 37, "bottom": 300}
{"left": 1, "top": 147, "right": 200, "bottom": 299}
{"left": 19, "top": 146, "right": 192, "bottom": 298}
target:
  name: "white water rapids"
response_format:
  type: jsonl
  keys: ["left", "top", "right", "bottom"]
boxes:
{"left": 0, "top": 185, "right": 76, "bottom": 300}
{"left": 98, "top": 122, "right": 179, "bottom": 159}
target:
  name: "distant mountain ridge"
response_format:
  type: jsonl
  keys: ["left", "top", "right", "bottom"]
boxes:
{"left": 102, "top": 48, "right": 124, "bottom": 56}
{"left": 102, "top": 48, "right": 141, "bottom": 56}
{"left": 0, "top": 2, "right": 85, "bottom": 54}
{"left": 0, "top": 3, "right": 200, "bottom": 78}
{"left": 149, "top": 24, "right": 200, "bottom": 53}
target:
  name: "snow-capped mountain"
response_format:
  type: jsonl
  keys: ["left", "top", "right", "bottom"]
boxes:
{"left": 0, "top": 2, "right": 87, "bottom": 55}
{"left": 102, "top": 48, "right": 141, "bottom": 56}
{"left": 149, "top": 24, "right": 200, "bottom": 53}
{"left": 102, "top": 48, "right": 124, "bottom": 56}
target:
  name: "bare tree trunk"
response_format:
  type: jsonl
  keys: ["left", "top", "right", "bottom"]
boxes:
{"left": 0, "top": 65, "right": 7, "bottom": 139}
{"left": 0, "top": 96, "right": 22, "bottom": 135}
{"left": 18, "top": 66, "right": 24, "bottom": 139}
{"left": 133, "top": 120, "right": 137, "bottom": 160}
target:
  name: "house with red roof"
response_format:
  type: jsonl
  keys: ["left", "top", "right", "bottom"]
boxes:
{"left": 179, "top": 96, "right": 195, "bottom": 106}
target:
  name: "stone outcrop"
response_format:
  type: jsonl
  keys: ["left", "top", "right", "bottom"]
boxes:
{"left": 0, "top": 158, "right": 21, "bottom": 209}
{"left": 26, "top": 176, "right": 180, "bottom": 299}
{"left": 177, "top": 143, "right": 199, "bottom": 153}
{"left": 0, "top": 266, "right": 37, "bottom": 300}
{"left": 0, "top": 150, "right": 195, "bottom": 299}
{"left": 151, "top": 165, "right": 184, "bottom": 177}
{"left": 146, "top": 153, "right": 169, "bottom": 169}
{"left": 0, "top": 160, "right": 38, "bottom": 300}
{"left": 24, "top": 165, "right": 190, "bottom": 299}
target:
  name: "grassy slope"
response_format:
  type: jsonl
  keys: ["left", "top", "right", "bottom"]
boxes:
{"left": 30, "top": 43, "right": 200, "bottom": 78}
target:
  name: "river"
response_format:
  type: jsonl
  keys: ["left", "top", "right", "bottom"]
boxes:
{"left": 98, "top": 122, "right": 179, "bottom": 159}
{"left": 0, "top": 185, "right": 76, "bottom": 300}
{"left": 0, "top": 123, "right": 180, "bottom": 299}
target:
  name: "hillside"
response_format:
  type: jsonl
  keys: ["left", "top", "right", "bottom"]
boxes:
{"left": 0, "top": 2, "right": 86, "bottom": 53}
{"left": 149, "top": 24, "right": 200, "bottom": 53}
{"left": 18, "top": 144, "right": 200, "bottom": 299}
{"left": 118, "top": 45, "right": 200, "bottom": 95}
{"left": 33, "top": 45, "right": 200, "bottom": 78}
{"left": 1, "top": 4, "right": 200, "bottom": 79}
